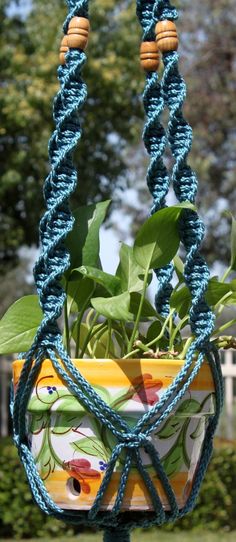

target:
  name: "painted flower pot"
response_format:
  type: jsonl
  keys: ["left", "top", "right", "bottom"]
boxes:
{"left": 13, "top": 358, "right": 215, "bottom": 511}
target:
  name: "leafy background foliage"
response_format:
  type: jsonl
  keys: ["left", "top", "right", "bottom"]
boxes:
{"left": 0, "top": 0, "right": 236, "bottom": 284}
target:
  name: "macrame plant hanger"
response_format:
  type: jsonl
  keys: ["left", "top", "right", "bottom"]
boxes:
{"left": 12, "top": 1, "right": 223, "bottom": 542}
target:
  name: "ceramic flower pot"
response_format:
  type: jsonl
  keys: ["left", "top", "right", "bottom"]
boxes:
{"left": 13, "top": 358, "right": 215, "bottom": 511}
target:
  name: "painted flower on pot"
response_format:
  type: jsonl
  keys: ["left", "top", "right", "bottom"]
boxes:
{"left": 131, "top": 373, "right": 163, "bottom": 406}
{"left": 63, "top": 458, "right": 101, "bottom": 494}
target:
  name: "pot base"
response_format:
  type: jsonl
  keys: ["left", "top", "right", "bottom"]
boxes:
{"left": 13, "top": 358, "right": 215, "bottom": 511}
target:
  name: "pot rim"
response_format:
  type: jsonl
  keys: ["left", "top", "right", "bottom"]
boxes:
{"left": 13, "top": 358, "right": 188, "bottom": 370}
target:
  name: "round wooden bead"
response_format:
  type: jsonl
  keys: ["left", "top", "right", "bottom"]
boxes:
{"left": 67, "top": 16, "right": 90, "bottom": 50}
{"left": 155, "top": 20, "right": 178, "bottom": 52}
{"left": 140, "top": 41, "right": 160, "bottom": 72}
{"left": 59, "top": 35, "right": 69, "bottom": 65}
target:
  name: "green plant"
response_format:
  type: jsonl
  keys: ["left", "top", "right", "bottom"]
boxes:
{"left": 0, "top": 202, "right": 235, "bottom": 359}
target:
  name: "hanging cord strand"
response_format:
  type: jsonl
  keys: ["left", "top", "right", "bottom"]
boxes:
{"left": 156, "top": 5, "right": 215, "bottom": 351}
{"left": 136, "top": 1, "right": 178, "bottom": 317}
{"left": 152, "top": 0, "right": 224, "bottom": 509}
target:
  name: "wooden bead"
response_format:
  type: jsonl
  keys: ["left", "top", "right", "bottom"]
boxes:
{"left": 155, "top": 20, "right": 178, "bottom": 52}
{"left": 59, "top": 35, "right": 69, "bottom": 65}
{"left": 67, "top": 16, "right": 90, "bottom": 50}
{"left": 140, "top": 41, "right": 160, "bottom": 72}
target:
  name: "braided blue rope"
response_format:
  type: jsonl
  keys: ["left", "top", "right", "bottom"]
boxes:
{"left": 136, "top": 0, "right": 177, "bottom": 317}
{"left": 11, "top": 2, "right": 223, "bottom": 542}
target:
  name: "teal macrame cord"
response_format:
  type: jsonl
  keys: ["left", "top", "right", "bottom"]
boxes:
{"left": 11, "top": 2, "right": 224, "bottom": 542}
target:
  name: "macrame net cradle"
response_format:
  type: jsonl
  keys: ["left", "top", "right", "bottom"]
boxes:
{"left": 11, "top": 2, "right": 223, "bottom": 542}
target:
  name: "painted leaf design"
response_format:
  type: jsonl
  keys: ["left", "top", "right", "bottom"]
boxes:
{"left": 93, "top": 384, "right": 111, "bottom": 405}
{"left": 100, "top": 425, "right": 126, "bottom": 466}
{"left": 28, "top": 389, "right": 70, "bottom": 412}
{"left": 71, "top": 437, "right": 107, "bottom": 460}
{"left": 161, "top": 441, "right": 184, "bottom": 478}
{"left": 35, "top": 432, "right": 56, "bottom": 480}
{"left": 156, "top": 416, "right": 184, "bottom": 439}
{"left": 53, "top": 395, "right": 86, "bottom": 414}
{"left": 190, "top": 417, "right": 206, "bottom": 440}
{"left": 175, "top": 399, "right": 201, "bottom": 416}
{"left": 52, "top": 411, "right": 85, "bottom": 435}
{"left": 28, "top": 411, "right": 48, "bottom": 434}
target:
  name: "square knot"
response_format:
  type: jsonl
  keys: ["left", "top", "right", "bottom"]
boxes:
{"left": 121, "top": 432, "right": 148, "bottom": 449}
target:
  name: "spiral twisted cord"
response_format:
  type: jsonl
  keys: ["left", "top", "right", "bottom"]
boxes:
{"left": 136, "top": 0, "right": 174, "bottom": 317}
{"left": 161, "top": 51, "right": 215, "bottom": 346}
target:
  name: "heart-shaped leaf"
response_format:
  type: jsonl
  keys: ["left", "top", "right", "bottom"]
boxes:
{"left": 65, "top": 200, "right": 110, "bottom": 274}
{"left": 129, "top": 292, "right": 157, "bottom": 319}
{"left": 67, "top": 276, "right": 95, "bottom": 314}
{"left": 134, "top": 203, "right": 195, "bottom": 270}
{"left": 75, "top": 266, "right": 121, "bottom": 296}
{"left": 0, "top": 295, "right": 43, "bottom": 354}
{"left": 91, "top": 292, "right": 133, "bottom": 321}
{"left": 116, "top": 243, "right": 152, "bottom": 292}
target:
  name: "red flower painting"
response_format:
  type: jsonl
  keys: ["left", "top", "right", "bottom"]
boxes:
{"left": 131, "top": 373, "right": 163, "bottom": 406}
{"left": 63, "top": 458, "right": 101, "bottom": 494}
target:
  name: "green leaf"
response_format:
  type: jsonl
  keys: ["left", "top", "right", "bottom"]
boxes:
{"left": 75, "top": 265, "right": 121, "bottom": 295}
{"left": 206, "top": 279, "right": 232, "bottom": 305}
{"left": 156, "top": 416, "right": 184, "bottom": 439}
{"left": 0, "top": 295, "right": 43, "bottom": 354}
{"left": 170, "top": 286, "right": 191, "bottom": 319}
{"left": 133, "top": 204, "right": 195, "bottom": 270}
{"left": 91, "top": 292, "right": 133, "bottom": 321}
{"left": 67, "top": 276, "right": 95, "bottom": 314}
{"left": 170, "top": 278, "right": 233, "bottom": 317}
{"left": 65, "top": 200, "right": 110, "bottom": 273}
{"left": 116, "top": 243, "right": 152, "bottom": 292}
{"left": 146, "top": 320, "right": 162, "bottom": 343}
{"left": 161, "top": 441, "right": 184, "bottom": 478}
{"left": 129, "top": 292, "right": 157, "bottom": 319}
{"left": 173, "top": 255, "right": 185, "bottom": 282}
{"left": 71, "top": 437, "right": 107, "bottom": 459}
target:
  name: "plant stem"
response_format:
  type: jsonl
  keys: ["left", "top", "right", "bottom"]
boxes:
{"left": 105, "top": 319, "right": 112, "bottom": 358}
{"left": 91, "top": 324, "right": 109, "bottom": 358}
{"left": 123, "top": 310, "right": 174, "bottom": 359}
{"left": 63, "top": 296, "right": 71, "bottom": 357}
{"left": 179, "top": 336, "right": 193, "bottom": 359}
{"left": 75, "top": 313, "right": 83, "bottom": 358}
{"left": 120, "top": 322, "right": 129, "bottom": 348}
{"left": 169, "top": 315, "right": 189, "bottom": 351}
{"left": 221, "top": 265, "right": 232, "bottom": 283}
{"left": 75, "top": 285, "right": 96, "bottom": 357}
{"left": 80, "top": 319, "right": 105, "bottom": 358}
{"left": 213, "top": 318, "right": 236, "bottom": 336}
{"left": 127, "top": 265, "right": 150, "bottom": 354}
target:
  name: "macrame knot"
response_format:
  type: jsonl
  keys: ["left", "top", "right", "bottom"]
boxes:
{"left": 120, "top": 432, "right": 149, "bottom": 449}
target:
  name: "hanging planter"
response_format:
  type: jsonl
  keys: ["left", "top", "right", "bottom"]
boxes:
{"left": 0, "top": 0, "right": 232, "bottom": 541}
{"left": 13, "top": 357, "right": 215, "bottom": 511}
